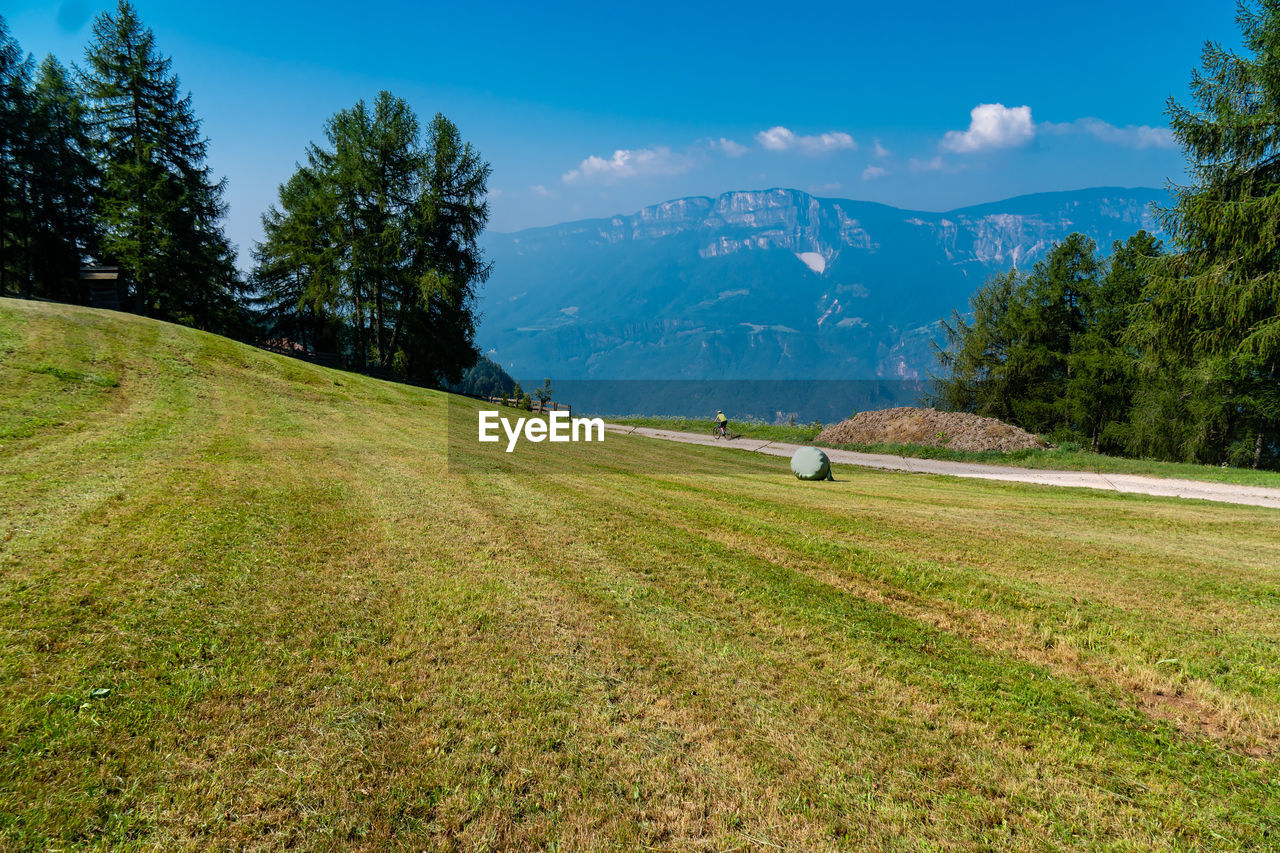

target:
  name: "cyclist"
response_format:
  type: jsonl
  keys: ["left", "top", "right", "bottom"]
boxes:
{"left": 713, "top": 410, "right": 729, "bottom": 438}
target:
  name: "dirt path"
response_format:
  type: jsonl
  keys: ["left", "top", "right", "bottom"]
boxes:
{"left": 604, "top": 424, "right": 1280, "bottom": 510}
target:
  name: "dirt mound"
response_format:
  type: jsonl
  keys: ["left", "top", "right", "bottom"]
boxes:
{"left": 816, "top": 407, "right": 1046, "bottom": 453}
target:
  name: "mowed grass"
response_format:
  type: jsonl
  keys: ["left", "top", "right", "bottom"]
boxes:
{"left": 612, "top": 414, "right": 1280, "bottom": 488}
{"left": 2, "top": 297, "right": 1279, "bottom": 851}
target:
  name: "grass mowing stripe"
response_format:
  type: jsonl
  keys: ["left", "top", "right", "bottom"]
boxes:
{"left": 444, "top": 440, "right": 1277, "bottom": 847}
{"left": 4, "top": 301, "right": 1279, "bottom": 850}
{"left": 588, "top": 437, "right": 1280, "bottom": 717}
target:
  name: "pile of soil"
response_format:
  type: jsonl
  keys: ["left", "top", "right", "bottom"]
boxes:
{"left": 816, "top": 407, "right": 1046, "bottom": 453}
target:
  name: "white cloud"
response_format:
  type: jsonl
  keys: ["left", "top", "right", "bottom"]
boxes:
{"left": 872, "top": 138, "right": 891, "bottom": 159}
{"left": 1041, "top": 117, "right": 1175, "bottom": 149}
{"left": 486, "top": 188, "right": 504, "bottom": 199}
{"left": 712, "top": 137, "right": 748, "bottom": 157}
{"left": 531, "top": 184, "right": 552, "bottom": 197}
{"left": 562, "top": 146, "right": 692, "bottom": 183}
{"left": 810, "top": 181, "right": 843, "bottom": 194}
{"left": 756, "top": 126, "right": 857, "bottom": 155}
{"left": 908, "top": 155, "right": 946, "bottom": 172}
{"left": 861, "top": 165, "right": 888, "bottom": 181}
{"left": 941, "top": 103, "right": 1035, "bottom": 153}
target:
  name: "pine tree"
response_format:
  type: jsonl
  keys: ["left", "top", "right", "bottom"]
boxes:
{"left": 402, "top": 113, "right": 491, "bottom": 384}
{"left": 323, "top": 93, "right": 422, "bottom": 368}
{"left": 933, "top": 235, "right": 1134, "bottom": 442}
{"left": 252, "top": 165, "right": 342, "bottom": 352}
{"left": 1009, "top": 233, "right": 1101, "bottom": 434}
{"left": 80, "top": 1, "right": 243, "bottom": 331}
{"left": 1066, "top": 232, "right": 1161, "bottom": 451}
{"left": 1131, "top": 0, "right": 1280, "bottom": 466}
{"left": 28, "top": 56, "right": 98, "bottom": 301}
{"left": 0, "top": 18, "right": 33, "bottom": 296}
{"left": 253, "top": 95, "right": 490, "bottom": 385}
{"left": 930, "top": 268, "right": 1024, "bottom": 422}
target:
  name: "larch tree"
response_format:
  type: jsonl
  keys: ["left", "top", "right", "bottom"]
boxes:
{"left": 0, "top": 18, "right": 33, "bottom": 296}
{"left": 930, "top": 268, "right": 1025, "bottom": 423}
{"left": 80, "top": 1, "right": 243, "bottom": 331}
{"left": 1065, "top": 232, "right": 1162, "bottom": 452}
{"left": 28, "top": 56, "right": 99, "bottom": 301}
{"left": 253, "top": 94, "right": 490, "bottom": 385}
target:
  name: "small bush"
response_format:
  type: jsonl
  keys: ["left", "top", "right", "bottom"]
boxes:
{"left": 1227, "top": 437, "right": 1257, "bottom": 469}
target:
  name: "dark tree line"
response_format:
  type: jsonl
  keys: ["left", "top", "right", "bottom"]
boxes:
{"left": 1, "top": 3, "right": 243, "bottom": 333}
{"left": 1, "top": 22, "right": 97, "bottom": 303}
{"left": 445, "top": 354, "right": 517, "bottom": 399}
{"left": 934, "top": 0, "right": 1280, "bottom": 469}
{"left": 252, "top": 93, "right": 491, "bottom": 386}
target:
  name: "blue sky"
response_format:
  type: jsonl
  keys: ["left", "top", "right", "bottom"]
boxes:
{"left": 5, "top": 1, "right": 1240, "bottom": 265}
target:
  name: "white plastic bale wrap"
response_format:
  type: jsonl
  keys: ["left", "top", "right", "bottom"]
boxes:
{"left": 790, "top": 446, "right": 833, "bottom": 481}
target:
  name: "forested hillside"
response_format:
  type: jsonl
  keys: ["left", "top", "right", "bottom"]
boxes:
{"left": 933, "top": 2, "right": 1280, "bottom": 469}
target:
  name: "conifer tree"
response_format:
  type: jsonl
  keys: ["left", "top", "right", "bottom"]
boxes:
{"left": 0, "top": 18, "right": 33, "bottom": 296}
{"left": 1066, "top": 232, "right": 1161, "bottom": 451}
{"left": 1009, "top": 233, "right": 1101, "bottom": 432}
{"left": 932, "top": 235, "right": 1104, "bottom": 438}
{"left": 252, "top": 165, "right": 343, "bottom": 351}
{"left": 28, "top": 56, "right": 98, "bottom": 301}
{"left": 254, "top": 95, "right": 490, "bottom": 385}
{"left": 403, "top": 113, "right": 491, "bottom": 384}
{"left": 931, "top": 268, "right": 1024, "bottom": 422}
{"left": 1130, "top": 0, "right": 1280, "bottom": 466}
{"left": 80, "top": 1, "right": 243, "bottom": 330}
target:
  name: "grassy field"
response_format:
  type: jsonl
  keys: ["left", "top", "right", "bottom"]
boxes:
{"left": 612, "top": 414, "right": 1280, "bottom": 488}
{"left": 3, "top": 297, "right": 1280, "bottom": 851}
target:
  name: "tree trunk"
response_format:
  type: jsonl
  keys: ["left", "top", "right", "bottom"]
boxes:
{"left": 1254, "top": 430, "right": 1265, "bottom": 470}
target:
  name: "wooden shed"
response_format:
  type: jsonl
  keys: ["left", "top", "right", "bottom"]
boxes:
{"left": 80, "top": 266, "right": 126, "bottom": 311}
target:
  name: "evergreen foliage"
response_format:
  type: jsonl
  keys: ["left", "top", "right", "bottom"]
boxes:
{"left": 0, "top": 18, "right": 35, "bottom": 297}
{"left": 0, "top": 5, "right": 245, "bottom": 337}
{"left": 932, "top": 232, "right": 1163, "bottom": 452}
{"left": 79, "top": 1, "right": 244, "bottom": 332}
{"left": 445, "top": 355, "right": 516, "bottom": 398}
{"left": 252, "top": 93, "right": 491, "bottom": 385}
{"left": 535, "top": 378, "right": 553, "bottom": 407}
{"left": 28, "top": 56, "right": 99, "bottom": 301}
{"left": 935, "top": 3, "right": 1280, "bottom": 469}
{"left": 1126, "top": 0, "right": 1280, "bottom": 467}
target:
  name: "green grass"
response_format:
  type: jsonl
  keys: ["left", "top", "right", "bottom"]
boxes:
{"left": 3, "top": 297, "right": 1280, "bottom": 851}
{"left": 612, "top": 414, "right": 1280, "bottom": 488}
{"left": 612, "top": 414, "right": 825, "bottom": 442}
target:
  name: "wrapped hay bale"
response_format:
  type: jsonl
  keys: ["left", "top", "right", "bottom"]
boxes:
{"left": 791, "top": 447, "right": 834, "bottom": 481}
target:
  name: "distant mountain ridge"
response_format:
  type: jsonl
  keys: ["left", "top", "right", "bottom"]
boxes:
{"left": 477, "top": 186, "right": 1167, "bottom": 380}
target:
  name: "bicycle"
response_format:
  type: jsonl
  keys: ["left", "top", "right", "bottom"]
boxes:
{"left": 713, "top": 421, "right": 730, "bottom": 439}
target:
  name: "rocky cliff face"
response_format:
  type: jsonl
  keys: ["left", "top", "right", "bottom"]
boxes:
{"left": 479, "top": 187, "right": 1167, "bottom": 381}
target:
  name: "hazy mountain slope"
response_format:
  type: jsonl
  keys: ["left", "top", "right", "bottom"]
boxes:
{"left": 478, "top": 186, "right": 1166, "bottom": 379}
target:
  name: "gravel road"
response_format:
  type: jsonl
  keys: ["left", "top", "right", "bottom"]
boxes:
{"left": 604, "top": 424, "right": 1280, "bottom": 510}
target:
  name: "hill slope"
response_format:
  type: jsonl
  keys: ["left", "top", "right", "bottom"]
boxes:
{"left": 2, "top": 299, "right": 1277, "bottom": 850}
{"left": 478, "top": 186, "right": 1166, "bottom": 380}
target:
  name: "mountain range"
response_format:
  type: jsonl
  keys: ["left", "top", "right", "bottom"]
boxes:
{"left": 476, "top": 186, "right": 1167, "bottom": 381}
